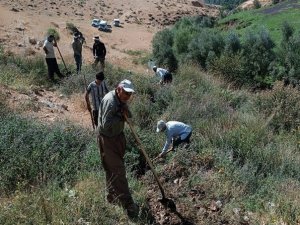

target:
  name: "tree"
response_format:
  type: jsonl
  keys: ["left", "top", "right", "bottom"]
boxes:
{"left": 152, "top": 29, "right": 178, "bottom": 71}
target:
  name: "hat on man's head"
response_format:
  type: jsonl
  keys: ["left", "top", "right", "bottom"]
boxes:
{"left": 156, "top": 120, "right": 166, "bottom": 132}
{"left": 93, "top": 36, "right": 100, "bottom": 40}
{"left": 96, "top": 72, "right": 105, "bottom": 81}
{"left": 119, "top": 79, "right": 135, "bottom": 93}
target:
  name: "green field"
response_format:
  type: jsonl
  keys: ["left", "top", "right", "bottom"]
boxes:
{"left": 218, "top": 0, "right": 300, "bottom": 44}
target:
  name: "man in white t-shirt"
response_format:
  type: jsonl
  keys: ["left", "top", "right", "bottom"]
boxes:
{"left": 43, "top": 35, "right": 64, "bottom": 82}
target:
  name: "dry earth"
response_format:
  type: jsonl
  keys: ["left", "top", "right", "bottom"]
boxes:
{"left": 0, "top": 0, "right": 219, "bottom": 126}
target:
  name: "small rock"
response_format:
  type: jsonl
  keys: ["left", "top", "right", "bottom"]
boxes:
{"left": 28, "top": 37, "right": 37, "bottom": 45}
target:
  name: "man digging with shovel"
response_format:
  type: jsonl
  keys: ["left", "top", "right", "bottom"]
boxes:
{"left": 43, "top": 35, "right": 65, "bottom": 83}
{"left": 97, "top": 79, "right": 139, "bottom": 219}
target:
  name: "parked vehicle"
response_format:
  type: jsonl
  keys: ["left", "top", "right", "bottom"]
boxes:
{"left": 91, "top": 19, "right": 101, "bottom": 27}
{"left": 113, "top": 19, "right": 120, "bottom": 27}
{"left": 98, "top": 21, "right": 112, "bottom": 32}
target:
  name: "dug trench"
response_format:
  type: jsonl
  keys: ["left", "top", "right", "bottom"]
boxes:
{"left": 130, "top": 145, "right": 221, "bottom": 225}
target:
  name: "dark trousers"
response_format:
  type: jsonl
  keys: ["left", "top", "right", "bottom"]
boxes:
{"left": 74, "top": 54, "right": 82, "bottom": 73}
{"left": 93, "top": 57, "right": 105, "bottom": 72}
{"left": 92, "top": 110, "right": 98, "bottom": 127}
{"left": 163, "top": 72, "right": 173, "bottom": 83}
{"left": 45, "top": 58, "right": 64, "bottom": 80}
{"left": 97, "top": 133, "right": 134, "bottom": 208}
{"left": 172, "top": 132, "right": 192, "bottom": 150}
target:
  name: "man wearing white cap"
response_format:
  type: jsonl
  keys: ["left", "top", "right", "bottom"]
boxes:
{"left": 156, "top": 120, "right": 192, "bottom": 158}
{"left": 97, "top": 79, "right": 139, "bottom": 219}
{"left": 152, "top": 66, "right": 173, "bottom": 85}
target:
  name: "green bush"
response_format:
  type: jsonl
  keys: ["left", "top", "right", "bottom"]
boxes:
{"left": 46, "top": 28, "right": 60, "bottom": 41}
{"left": 152, "top": 28, "right": 178, "bottom": 71}
{"left": 66, "top": 22, "right": 78, "bottom": 34}
{"left": 255, "top": 81, "right": 300, "bottom": 132}
{"left": 0, "top": 115, "right": 95, "bottom": 194}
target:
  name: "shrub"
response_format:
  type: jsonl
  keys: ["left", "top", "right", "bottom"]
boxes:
{"left": 0, "top": 115, "right": 94, "bottom": 194}
{"left": 152, "top": 28, "right": 178, "bottom": 71}
{"left": 187, "top": 29, "right": 224, "bottom": 69}
{"left": 46, "top": 28, "right": 60, "bottom": 41}
{"left": 241, "top": 28, "right": 276, "bottom": 88}
{"left": 66, "top": 22, "right": 78, "bottom": 34}
{"left": 255, "top": 81, "right": 300, "bottom": 132}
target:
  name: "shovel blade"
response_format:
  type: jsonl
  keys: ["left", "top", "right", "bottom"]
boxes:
{"left": 158, "top": 197, "right": 176, "bottom": 212}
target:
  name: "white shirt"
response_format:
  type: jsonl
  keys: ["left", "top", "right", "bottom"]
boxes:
{"left": 43, "top": 40, "right": 55, "bottom": 58}
{"left": 161, "top": 121, "right": 192, "bottom": 153}
{"left": 155, "top": 68, "right": 168, "bottom": 79}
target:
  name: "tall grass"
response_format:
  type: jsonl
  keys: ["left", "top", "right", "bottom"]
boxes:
{"left": 1, "top": 44, "right": 300, "bottom": 224}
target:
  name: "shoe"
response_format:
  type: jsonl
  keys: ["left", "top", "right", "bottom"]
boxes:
{"left": 127, "top": 203, "right": 139, "bottom": 219}
{"left": 107, "top": 193, "right": 119, "bottom": 205}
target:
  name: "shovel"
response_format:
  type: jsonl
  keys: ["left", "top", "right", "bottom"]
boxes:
{"left": 152, "top": 148, "right": 174, "bottom": 161}
{"left": 54, "top": 38, "right": 72, "bottom": 76}
{"left": 124, "top": 115, "right": 177, "bottom": 211}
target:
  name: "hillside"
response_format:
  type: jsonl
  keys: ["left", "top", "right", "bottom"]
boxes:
{"left": 1, "top": 1, "right": 300, "bottom": 225}
{"left": 218, "top": 0, "right": 300, "bottom": 45}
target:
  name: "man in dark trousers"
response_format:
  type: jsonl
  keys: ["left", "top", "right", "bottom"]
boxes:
{"left": 85, "top": 72, "right": 109, "bottom": 127}
{"left": 72, "top": 33, "right": 83, "bottom": 74}
{"left": 43, "top": 35, "right": 64, "bottom": 82}
{"left": 92, "top": 36, "right": 106, "bottom": 72}
{"left": 97, "top": 79, "right": 139, "bottom": 219}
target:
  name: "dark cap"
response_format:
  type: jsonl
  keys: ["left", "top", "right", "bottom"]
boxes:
{"left": 96, "top": 72, "right": 104, "bottom": 81}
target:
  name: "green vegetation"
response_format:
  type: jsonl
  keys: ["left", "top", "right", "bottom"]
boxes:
{"left": 1, "top": 3, "right": 300, "bottom": 223}
{"left": 152, "top": 3, "right": 300, "bottom": 88}
{"left": 46, "top": 28, "right": 60, "bottom": 41}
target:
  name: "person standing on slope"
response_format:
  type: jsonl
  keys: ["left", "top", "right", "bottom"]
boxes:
{"left": 92, "top": 36, "right": 106, "bottom": 72}
{"left": 43, "top": 35, "right": 65, "bottom": 82}
{"left": 85, "top": 72, "right": 109, "bottom": 127}
{"left": 97, "top": 79, "right": 139, "bottom": 219}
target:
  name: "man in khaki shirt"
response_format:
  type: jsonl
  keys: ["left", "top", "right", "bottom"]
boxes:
{"left": 97, "top": 79, "right": 139, "bottom": 219}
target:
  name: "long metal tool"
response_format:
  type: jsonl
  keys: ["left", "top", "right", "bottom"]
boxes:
{"left": 152, "top": 148, "right": 174, "bottom": 161}
{"left": 124, "top": 115, "right": 176, "bottom": 211}
{"left": 83, "top": 73, "right": 95, "bottom": 130}
{"left": 54, "top": 38, "right": 71, "bottom": 76}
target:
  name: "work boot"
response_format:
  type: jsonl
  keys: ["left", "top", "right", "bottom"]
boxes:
{"left": 126, "top": 203, "right": 140, "bottom": 220}
{"left": 107, "top": 193, "right": 119, "bottom": 205}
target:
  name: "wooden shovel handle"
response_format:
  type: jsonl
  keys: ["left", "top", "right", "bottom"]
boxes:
{"left": 124, "top": 115, "right": 166, "bottom": 199}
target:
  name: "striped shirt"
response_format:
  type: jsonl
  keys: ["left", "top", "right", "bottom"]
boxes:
{"left": 87, "top": 80, "right": 109, "bottom": 110}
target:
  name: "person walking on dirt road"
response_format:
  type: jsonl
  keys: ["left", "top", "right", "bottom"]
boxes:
{"left": 92, "top": 36, "right": 106, "bottom": 72}
{"left": 156, "top": 120, "right": 192, "bottom": 158}
{"left": 43, "top": 35, "right": 65, "bottom": 82}
{"left": 152, "top": 66, "right": 173, "bottom": 85}
{"left": 72, "top": 33, "right": 83, "bottom": 74}
{"left": 97, "top": 79, "right": 139, "bottom": 219}
{"left": 85, "top": 72, "right": 109, "bottom": 127}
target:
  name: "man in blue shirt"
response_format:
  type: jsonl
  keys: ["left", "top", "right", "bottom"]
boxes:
{"left": 156, "top": 120, "right": 192, "bottom": 158}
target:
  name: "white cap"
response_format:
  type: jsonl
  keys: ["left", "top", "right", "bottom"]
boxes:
{"left": 156, "top": 120, "right": 166, "bottom": 132}
{"left": 119, "top": 79, "right": 135, "bottom": 92}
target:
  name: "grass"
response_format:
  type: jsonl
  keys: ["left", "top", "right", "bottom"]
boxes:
{"left": 217, "top": 0, "right": 300, "bottom": 45}
{"left": 1, "top": 40, "right": 300, "bottom": 223}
